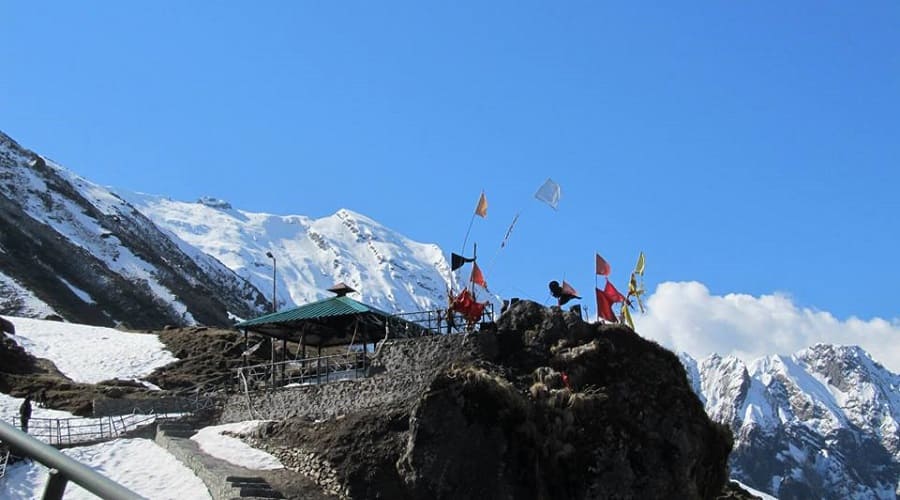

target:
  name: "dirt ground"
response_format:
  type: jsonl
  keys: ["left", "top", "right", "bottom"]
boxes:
{"left": 0, "top": 325, "right": 272, "bottom": 416}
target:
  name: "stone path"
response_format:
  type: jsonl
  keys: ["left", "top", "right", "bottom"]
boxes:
{"left": 155, "top": 422, "right": 285, "bottom": 500}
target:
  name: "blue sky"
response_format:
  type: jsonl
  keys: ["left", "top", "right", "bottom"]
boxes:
{"left": 2, "top": 2, "right": 898, "bottom": 362}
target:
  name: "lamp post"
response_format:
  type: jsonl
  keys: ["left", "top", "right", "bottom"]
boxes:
{"left": 265, "top": 251, "right": 277, "bottom": 313}
{"left": 266, "top": 251, "right": 277, "bottom": 386}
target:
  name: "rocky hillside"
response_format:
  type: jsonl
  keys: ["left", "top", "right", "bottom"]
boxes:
{"left": 681, "top": 346, "right": 900, "bottom": 499}
{"left": 0, "top": 129, "right": 453, "bottom": 328}
{"left": 0, "top": 131, "right": 271, "bottom": 328}
{"left": 239, "top": 301, "right": 739, "bottom": 499}
{"left": 0, "top": 129, "right": 458, "bottom": 329}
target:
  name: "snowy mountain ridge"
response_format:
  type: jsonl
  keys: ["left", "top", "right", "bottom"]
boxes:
{"left": 116, "top": 190, "right": 453, "bottom": 314}
{"left": 682, "top": 344, "right": 900, "bottom": 499}
{"left": 0, "top": 130, "right": 272, "bottom": 328}
{"left": 0, "top": 129, "right": 452, "bottom": 328}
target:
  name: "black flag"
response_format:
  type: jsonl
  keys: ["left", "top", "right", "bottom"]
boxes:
{"left": 451, "top": 253, "right": 476, "bottom": 271}
{"left": 549, "top": 280, "right": 581, "bottom": 306}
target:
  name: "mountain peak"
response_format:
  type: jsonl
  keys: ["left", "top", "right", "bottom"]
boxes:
{"left": 196, "top": 196, "right": 232, "bottom": 210}
{"left": 685, "top": 343, "right": 900, "bottom": 499}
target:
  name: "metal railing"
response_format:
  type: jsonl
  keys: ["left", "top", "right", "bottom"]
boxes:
{"left": 0, "top": 445, "right": 8, "bottom": 481}
{"left": 6, "top": 411, "right": 182, "bottom": 448}
{"left": 29, "top": 414, "right": 152, "bottom": 447}
{"left": 236, "top": 351, "right": 369, "bottom": 393}
{"left": 394, "top": 303, "right": 495, "bottom": 335}
{"left": 0, "top": 420, "right": 141, "bottom": 499}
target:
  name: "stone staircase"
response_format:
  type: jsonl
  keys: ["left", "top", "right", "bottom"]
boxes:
{"left": 226, "top": 476, "right": 284, "bottom": 499}
{"left": 155, "top": 423, "right": 284, "bottom": 500}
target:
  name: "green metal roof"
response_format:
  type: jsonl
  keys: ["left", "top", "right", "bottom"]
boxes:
{"left": 235, "top": 295, "right": 391, "bottom": 328}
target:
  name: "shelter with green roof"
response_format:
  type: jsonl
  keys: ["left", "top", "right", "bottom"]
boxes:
{"left": 236, "top": 283, "right": 428, "bottom": 349}
{"left": 233, "top": 283, "right": 432, "bottom": 390}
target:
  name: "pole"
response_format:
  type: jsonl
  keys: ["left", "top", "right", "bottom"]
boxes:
{"left": 266, "top": 252, "right": 277, "bottom": 314}
{"left": 266, "top": 251, "right": 277, "bottom": 387}
{"left": 0, "top": 421, "right": 141, "bottom": 499}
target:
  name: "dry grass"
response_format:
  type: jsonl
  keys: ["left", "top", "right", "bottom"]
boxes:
{"left": 447, "top": 363, "right": 528, "bottom": 417}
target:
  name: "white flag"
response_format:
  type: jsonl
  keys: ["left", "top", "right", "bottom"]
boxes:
{"left": 534, "top": 178, "right": 561, "bottom": 210}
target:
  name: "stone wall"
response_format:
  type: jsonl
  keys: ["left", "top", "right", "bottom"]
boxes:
{"left": 93, "top": 396, "right": 194, "bottom": 417}
{"left": 154, "top": 425, "right": 233, "bottom": 499}
{"left": 220, "top": 332, "right": 492, "bottom": 423}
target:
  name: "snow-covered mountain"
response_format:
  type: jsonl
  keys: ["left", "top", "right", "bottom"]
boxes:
{"left": 0, "top": 131, "right": 273, "bottom": 328}
{"left": 681, "top": 345, "right": 900, "bottom": 499}
{"left": 0, "top": 130, "right": 451, "bottom": 328}
{"left": 116, "top": 191, "right": 452, "bottom": 314}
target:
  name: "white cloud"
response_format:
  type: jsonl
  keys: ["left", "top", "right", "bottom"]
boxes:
{"left": 635, "top": 281, "right": 900, "bottom": 373}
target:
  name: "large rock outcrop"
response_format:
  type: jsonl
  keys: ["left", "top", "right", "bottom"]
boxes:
{"left": 250, "top": 300, "right": 736, "bottom": 499}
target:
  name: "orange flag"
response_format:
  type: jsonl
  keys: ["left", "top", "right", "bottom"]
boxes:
{"left": 474, "top": 191, "right": 488, "bottom": 218}
{"left": 595, "top": 253, "right": 611, "bottom": 276}
{"left": 471, "top": 262, "right": 488, "bottom": 289}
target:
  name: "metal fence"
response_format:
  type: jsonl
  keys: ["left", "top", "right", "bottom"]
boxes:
{"left": 6, "top": 411, "right": 181, "bottom": 448}
{"left": 0, "top": 420, "right": 141, "bottom": 499}
{"left": 394, "top": 304, "right": 495, "bottom": 336}
{"left": 0, "top": 445, "right": 8, "bottom": 481}
{"left": 236, "top": 351, "right": 369, "bottom": 393}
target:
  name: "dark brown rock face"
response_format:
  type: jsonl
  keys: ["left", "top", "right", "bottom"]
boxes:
{"left": 259, "top": 300, "right": 733, "bottom": 500}
{"left": 397, "top": 301, "right": 732, "bottom": 499}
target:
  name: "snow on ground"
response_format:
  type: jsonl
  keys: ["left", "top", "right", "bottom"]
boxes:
{"left": 0, "top": 438, "right": 211, "bottom": 500}
{"left": 0, "top": 392, "right": 75, "bottom": 423}
{"left": 58, "top": 277, "right": 96, "bottom": 304}
{"left": 0, "top": 272, "right": 57, "bottom": 318}
{"left": 191, "top": 420, "right": 284, "bottom": 470}
{"left": 733, "top": 480, "right": 779, "bottom": 499}
{"left": 1, "top": 393, "right": 164, "bottom": 446}
{"left": 2, "top": 316, "right": 177, "bottom": 384}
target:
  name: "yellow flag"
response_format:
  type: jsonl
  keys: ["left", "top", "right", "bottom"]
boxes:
{"left": 622, "top": 304, "right": 635, "bottom": 330}
{"left": 628, "top": 272, "right": 645, "bottom": 313}
{"left": 635, "top": 252, "right": 645, "bottom": 276}
{"left": 474, "top": 192, "right": 488, "bottom": 218}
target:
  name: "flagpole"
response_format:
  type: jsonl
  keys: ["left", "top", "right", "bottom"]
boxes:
{"left": 470, "top": 243, "right": 477, "bottom": 295}
{"left": 461, "top": 211, "right": 476, "bottom": 254}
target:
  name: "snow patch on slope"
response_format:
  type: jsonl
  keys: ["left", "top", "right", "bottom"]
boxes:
{"left": 191, "top": 421, "right": 284, "bottom": 470}
{"left": 3, "top": 316, "right": 176, "bottom": 384}
{"left": 58, "top": 277, "right": 96, "bottom": 304}
{"left": 0, "top": 271, "right": 57, "bottom": 318}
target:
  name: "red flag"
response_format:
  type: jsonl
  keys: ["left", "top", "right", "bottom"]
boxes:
{"left": 596, "top": 287, "right": 617, "bottom": 322}
{"left": 603, "top": 280, "right": 626, "bottom": 304}
{"left": 561, "top": 372, "right": 571, "bottom": 389}
{"left": 561, "top": 281, "right": 578, "bottom": 298}
{"left": 471, "top": 262, "right": 487, "bottom": 289}
{"left": 595, "top": 253, "right": 611, "bottom": 276}
{"left": 450, "top": 289, "right": 486, "bottom": 323}
{"left": 467, "top": 300, "right": 486, "bottom": 323}
{"left": 451, "top": 289, "right": 474, "bottom": 313}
